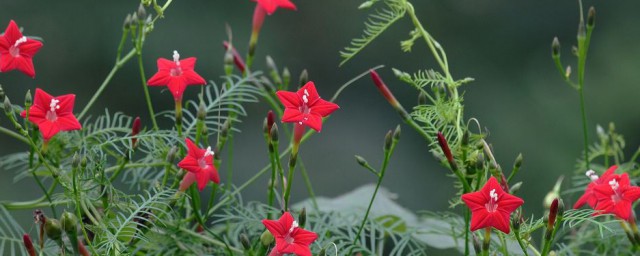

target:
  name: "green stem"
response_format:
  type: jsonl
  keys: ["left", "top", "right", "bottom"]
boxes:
{"left": 0, "top": 126, "right": 29, "bottom": 144}
{"left": 347, "top": 137, "right": 398, "bottom": 256}
{"left": 578, "top": 88, "right": 590, "bottom": 170}
{"left": 32, "top": 171, "right": 56, "bottom": 218}
{"left": 136, "top": 49, "right": 159, "bottom": 130}
{"left": 297, "top": 160, "right": 318, "bottom": 210}
{"left": 283, "top": 144, "right": 299, "bottom": 211}
{"left": 513, "top": 227, "right": 530, "bottom": 256}
{"left": 464, "top": 209, "right": 470, "bottom": 256}
{"left": 78, "top": 50, "right": 136, "bottom": 120}
{"left": 178, "top": 226, "right": 243, "bottom": 253}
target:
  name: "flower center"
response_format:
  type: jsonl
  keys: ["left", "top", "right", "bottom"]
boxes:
{"left": 485, "top": 189, "right": 499, "bottom": 212}
{"left": 298, "top": 89, "right": 311, "bottom": 125}
{"left": 283, "top": 220, "right": 299, "bottom": 244}
{"left": 46, "top": 98, "right": 61, "bottom": 121}
{"left": 609, "top": 179, "right": 622, "bottom": 203}
{"left": 170, "top": 50, "right": 183, "bottom": 76}
{"left": 198, "top": 147, "right": 214, "bottom": 169}
{"left": 9, "top": 36, "right": 27, "bottom": 57}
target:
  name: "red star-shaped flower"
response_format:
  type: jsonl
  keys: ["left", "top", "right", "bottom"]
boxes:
{"left": 20, "top": 88, "right": 81, "bottom": 140}
{"left": 0, "top": 20, "right": 43, "bottom": 78}
{"left": 177, "top": 138, "right": 220, "bottom": 191}
{"left": 593, "top": 172, "right": 640, "bottom": 220}
{"left": 275, "top": 82, "right": 339, "bottom": 132}
{"left": 252, "top": 0, "right": 297, "bottom": 15}
{"left": 147, "top": 50, "right": 206, "bottom": 102}
{"left": 461, "top": 176, "right": 524, "bottom": 234}
{"left": 573, "top": 165, "right": 617, "bottom": 209}
{"left": 262, "top": 212, "right": 317, "bottom": 256}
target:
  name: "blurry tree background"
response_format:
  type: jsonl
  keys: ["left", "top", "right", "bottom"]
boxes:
{"left": 1, "top": 0, "right": 639, "bottom": 230}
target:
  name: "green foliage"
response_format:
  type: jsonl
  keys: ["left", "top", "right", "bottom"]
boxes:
{"left": 340, "top": 0, "right": 406, "bottom": 66}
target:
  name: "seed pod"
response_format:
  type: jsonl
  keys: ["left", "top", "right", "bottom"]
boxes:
{"left": 44, "top": 218, "right": 62, "bottom": 241}
{"left": 61, "top": 212, "right": 78, "bottom": 233}
{"left": 260, "top": 230, "right": 274, "bottom": 246}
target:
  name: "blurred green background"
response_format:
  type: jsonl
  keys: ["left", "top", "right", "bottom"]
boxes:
{"left": 1, "top": 0, "right": 639, "bottom": 235}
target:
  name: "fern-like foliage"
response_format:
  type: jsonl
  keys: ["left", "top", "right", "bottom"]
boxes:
{"left": 340, "top": 0, "right": 406, "bottom": 66}
{"left": 0, "top": 205, "right": 29, "bottom": 256}
{"left": 93, "top": 188, "right": 175, "bottom": 255}
{"left": 173, "top": 74, "right": 262, "bottom": 139}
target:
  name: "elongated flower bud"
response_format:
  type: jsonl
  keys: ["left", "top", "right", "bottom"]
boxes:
{"left": 548, "top": 198, "right": 559, "bottom": 229}
{"left": 267, "top": 110, "right": 274, "bottom": 133}
{"left": 23, "top": 234, "right": 36, "bottom": 256}
{"left": 25, "top": 89, "right": 32, "bottom": 107}
{"left": 72, "top": 152, "right": 81, "bottom": 168}
{"left": 137, "top": 4, "right": 146, "bottom": 22}
{"left": 437, "top": 132, "right": 457, "bottom": 170}
{"left": 418, "top": 91, "right": 427, "bottom": 105}
{"left": 587, "top": 7, "right": 595, "bottom": 29}
{"left": 515, "top": 153, "right": 523, "bottom": 168}
{"left": 123, "top": 14, "right": 132, "bottom": 30}
{"left": 3, "top": 96, "right": 12, "bottom": 115}
{"left": 166, "top": 146, "right": 178, "bottom": 163}
{"left": 393, "top": 125, "right": 401, "bottom": 141}
{"left": 370, "top": 70, "right": 400, "bottom": 108}
{"left": 355, "top": 155, "right": 368, "bottom": 167}
{"left": 551, "top": 37, "right": 560, "bottom": 58}
{"left": 270, "top": 123, "right": 279, "bottom": 142}
{"left": 131, "top": 116, "right": 141, "bottom": 148}
{"left": 299, "top": 208, "right": 307, "bottom": 228}
{"left": 282, "top": 67, "right": 291, "bottom": 89}
{"left": 384, "top": 130, "right": 393, "bottom": 151}
{"left": 239, "top": 233, "right": 251, "bottom": 250}
{"left": 577, "top": 21, "right": 586, "bottom": 40}
{"left": 298, "top": 69, "right": 309, "bottom": 89}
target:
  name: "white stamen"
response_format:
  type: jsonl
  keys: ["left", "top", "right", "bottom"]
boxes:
{"left": 489, "top": 189, "right": 498, "bottom": 201}
{"left": 204, "top": 146, "right": 214, "bottom": 157}
{"left": 302, "top": 95, "right": 308, "bottom": 103}
{"left": 586, "top": 170, "right": 599, "bottom": 181}
{"left": 173, "top": 50, "right": 180, "bottom": 65}
{"left": 304, "top": 89, "right": 309, "bottom": 96}
{"left": 289, "top": 220, "right": 299, "bottom": 233}
{"left": 49, "top": 99, "right": 60, "bottom": 112}
{"left": 609, "top": 179, "right": 619, "bottom": 191}
{"left": 14, "top": 36, "right": 27, "bottom": 47}
{"left": 298, "top": 121, "right": 303, "bottom": 125}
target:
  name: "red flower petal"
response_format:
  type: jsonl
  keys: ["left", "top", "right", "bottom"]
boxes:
{"left": 2, "top": 20, "right": 23, "bottom": 44}
{"left": 303, "top": 113, "right": 323, "bottom": 132}
{"left": 297, "top": 82, "right": 320, "bottom": 104}
{"left": 179, "top": 172, "right": 197, "bottom": 191}
{"left": 310, "top": 99, "right": 339, "bottom": 117}
{"left": 276, "top": 91, "right": 301, "bottom": 109}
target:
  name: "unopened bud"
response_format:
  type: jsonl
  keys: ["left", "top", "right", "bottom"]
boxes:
{"left": 418, "top": 91, "right": 427, "bottom": 105}
{"left": 393, "top": 125, "right": 401, "bottom": 141}
{"left": 4, "top": 96, "right": 14, "bottom": 119}
{"left": 557, "top": 199, "right": 565, "bottom": 220}
{"left": 266, "top": 56, "right": 277, "bottom": 74}
{"left": 221, "top": 119, "right": 231, "bottom": 138}
{"left": 44, "top": 218, "right": 62, "bottom": 241}
{"left": 0, "top": 84, "right": 4, "bottom": 102}
{"left": 565, "top": 66, "right": 572, "bottom": 78}
{"left": 436, "top": 132, "right": 455, "bottom": 166}
{"left": 166, "top": 146, "right": 178, "bottom": 163}
{"left": 299, "top": 208, "right": 307, "bottom": 228}
{"left": 515, "top": 153, "right": 523, "bottom": 168}
{"left": 61, "top": 211, "right": 78, "bottom": 233}
{"left": 270, "top": 124, "right": 279, "bottom": 142}
{"left": 23, "top": 234, "right": 36, "bottom": 256}
{"left": 587, "top": 7, "right": 595, "bottom": 29}
{"left": 298, "top": 69, "right": 309, "bottom": 88}
{"left": 391, "top": 68, "right": 412, "bottom": 83}
{"left": 131, "top": 116, "right": 141, "bottom": 147}
{"left": 509, "top": 182, "right": 523, "bottom": 194}
{"left": 81, "top": 156, "right": 88, "bottom": 168}
{"left": 544, "top": 176, "right": 564, "bottom": 208}
{"left": 72, "top": 152, "right": 81, "bottom": 168}
{"left": 197, "top": 101, "right": 206, "bottom": 121}
{"left": 123, "top": 14, "right": 132, "bottom": 29}
{"left": 266, "top": 111, "right": 274, "bottom": 132}
{"left": 551, "top": 37, "right": 560, "bottom": 58}
{"left": 319, "top": 248, "right": 327, "bottom": 256}
{"left": 384, "top": 130, "right": 393, "bottom": 151}
{"left": 512, "top": 212, "right": 522, "bottom": 231}
{"left": 471, "top": 232, "right": 482, "bottom": 255}
{"left": 130, "top": 13, "right": 138, "bottom": 29}
{"left": 355, "top": 155, "right": 368, "bottom": 167}
{"left": 260, "top": 230, "right": 274, "bottom": 246}
{"left": 137, "top": 4, "right": 147, "bottom": 22}
{"left": 577, "top": 21, "right": 586, "bottom": 40}
{"left": 371, "top": 70, "right": 401, "bottom": 108}
{"left": 239, "top": 233, "right": 251, "bottom": 250}
{"left": 25, "top": 89, "right": 32, "bottom": 107}
{"left": 224, "top": 50, "right": 234, "bottom": 67}
{"left": 548, "top": 198, "right": 559, "bottom": 228}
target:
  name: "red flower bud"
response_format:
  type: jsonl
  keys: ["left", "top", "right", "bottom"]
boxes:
{"left": 23, "top": 234, "right": 36, "bottom": 256}
{"left": 548, "top": 198, "right": 559, "bottom": 229}
{"left": 370, "top": 70, "right": 400, "bottom": 108}
{"left": 267, "top": 110, "right": 275, "bottom": 132}
{"left": 436, "top": 132, "right": 457, "bottom": 170}
{"left": 131, "top": 116, "right": 141, "bottom": 148}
